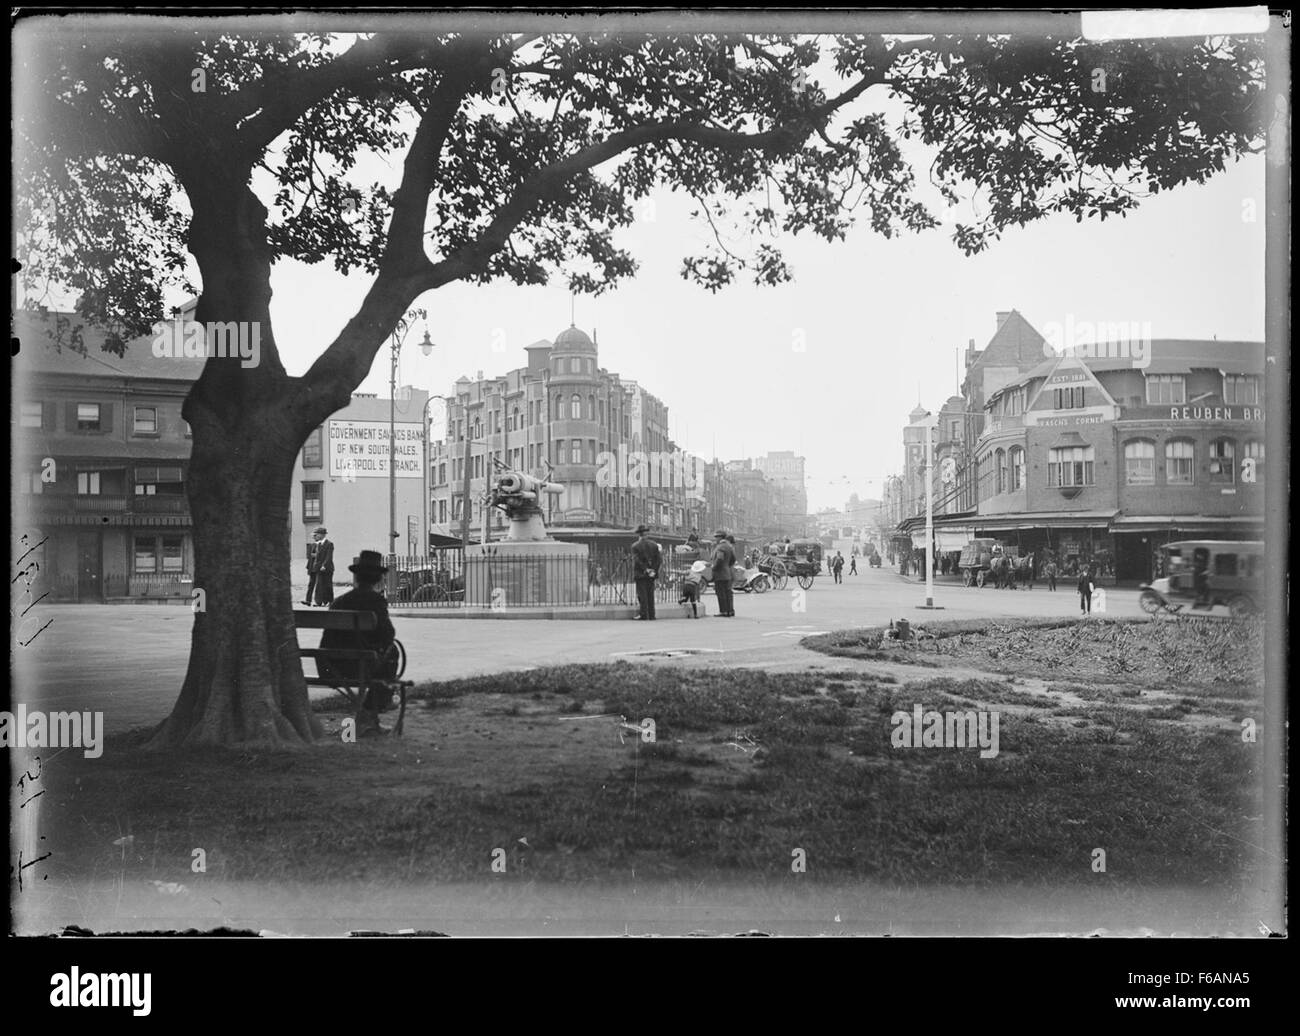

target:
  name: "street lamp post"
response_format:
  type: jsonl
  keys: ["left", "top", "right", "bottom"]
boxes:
{"left": 387, "top": 312, "right": 433, "bottom": 569}
{"left": 917, "top": 413, "right": 944, "bottom": 612}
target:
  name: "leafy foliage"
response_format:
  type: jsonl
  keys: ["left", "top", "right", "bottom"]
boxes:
{"left": 15, "top": 26, "right": 1266, "bottom": 349}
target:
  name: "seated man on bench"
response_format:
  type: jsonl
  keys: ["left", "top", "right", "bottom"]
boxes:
{"left": 318, "top": 550, "right": 398, "bottom": 734}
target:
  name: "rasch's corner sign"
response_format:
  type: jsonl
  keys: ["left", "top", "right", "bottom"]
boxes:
{"left": 328, "top": 420, "right": 423, "bottom": 479}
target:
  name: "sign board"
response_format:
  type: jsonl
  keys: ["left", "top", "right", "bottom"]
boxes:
{"left": 328, "top": 420, "right": 423, "bottom": 479}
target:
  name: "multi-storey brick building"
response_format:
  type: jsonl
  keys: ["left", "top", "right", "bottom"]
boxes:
{"left": 428, "top": 325, "right": 702, "bottom": 549}
{"left": 891, "top": 311, "right": 1265, "bottom": 581}
{"left": 14, "top": 309, "right": 204, "bottom": 602}
{"left": 754, "top": 450, "right": 808, "bottom": 538}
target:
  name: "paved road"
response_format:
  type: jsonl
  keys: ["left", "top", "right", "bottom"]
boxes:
{"left": 14, "top": 565, "right": 1145, "bottom": 734}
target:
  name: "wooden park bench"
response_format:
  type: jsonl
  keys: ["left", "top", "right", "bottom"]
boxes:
{"left": 293, "top": 609, "right": 413, "bottom": 735}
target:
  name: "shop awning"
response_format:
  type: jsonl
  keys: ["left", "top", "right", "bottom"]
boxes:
{"left": 971, "top": 510, "right": 1117, "bottom": 532}
{"left": 935, "top": 529, "right": 972, "bottom": 551}
{"left": 1109, "top": 515, "right": 1265, "bottom": 533}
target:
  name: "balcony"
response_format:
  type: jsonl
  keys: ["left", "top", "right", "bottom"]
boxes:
{"left": 131, "top": 494, "right": 189, "bottom": 514}
{"left": 25, "top": 494, "right": 191, "bottom": 520}
{"left": 73, "top": 495, "right": 128, "bottom": 512}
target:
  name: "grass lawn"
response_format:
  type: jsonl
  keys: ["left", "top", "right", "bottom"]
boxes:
{"left": 42, "top": 616, "right": 1265, "bottom": 890}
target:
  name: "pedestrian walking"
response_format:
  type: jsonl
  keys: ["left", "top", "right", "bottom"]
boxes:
{"left": 1077, "top": 567, "right": 1093, "bottom": 614}
{"left": 631, "top": 524, "right": 662, "bottom": 620}
{"left": 1046, "top": 558, "right": 1058, "bottom": 592}
{"left": 309, "top": 527, "right": 335, "bottom": 605}
{"left": 832, "top": 552, "right": 844, "bottom": 584}
{"left": 711, "top": 529, "right": 736, "bottom": 617}
{"left": 849, "top": 555, "right": 858, "bottom": 575}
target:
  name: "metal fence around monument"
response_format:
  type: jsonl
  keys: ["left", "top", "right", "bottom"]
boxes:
{"left": 385, "top": 546, "right": 643, "bottom": 609}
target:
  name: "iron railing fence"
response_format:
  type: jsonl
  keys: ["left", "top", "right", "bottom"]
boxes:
{"left": 385, "top": 546, "right": 642, "bottom": 608}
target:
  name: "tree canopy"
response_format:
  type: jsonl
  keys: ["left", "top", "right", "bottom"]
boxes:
{"left": 17, "top": 27, "right": 1266, "bottom": 361}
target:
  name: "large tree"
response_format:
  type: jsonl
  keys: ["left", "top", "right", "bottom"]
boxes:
{"left": 14, "top": 19, "right": 1265, "bottom": 746}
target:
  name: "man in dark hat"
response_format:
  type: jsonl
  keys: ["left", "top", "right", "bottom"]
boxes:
{"left": 711, "top": 529, "right": 736, "bottom": 617}
{"left": 630, "top": 524, "right": 662, "bottom": 620}
{"left": 319, "top": 550, "right": 396, "bottom": 734}
{"left": 303, "top": 533, "right": 319, "bottom": 605}
{"left": 309, "top": 526, "right": 334, "bottom": 606}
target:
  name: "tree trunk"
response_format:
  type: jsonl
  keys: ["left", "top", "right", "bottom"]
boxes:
{"left": 146, "top": 170, "right": 401, "bottom": 747}
{"left": 148, "top": 409, "right": 321, "bottom": 748}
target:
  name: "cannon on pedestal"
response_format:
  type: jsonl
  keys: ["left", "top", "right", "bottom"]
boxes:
{"left": 488, "top": 469, "right": 565, "bottom": 542}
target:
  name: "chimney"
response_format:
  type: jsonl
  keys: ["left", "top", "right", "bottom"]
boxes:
{"left": 996, "top": 311, "right": 1012, "bottom": 331}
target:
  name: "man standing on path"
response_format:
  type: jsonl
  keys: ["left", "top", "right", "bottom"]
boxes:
{"left": 711, "top": 529, "right": 736, "bottom": 617}
{"left": 303, "top": 534, "right": 319, "bottom": 605}
{"left": 832, "top": 551, "right": 844, "bottom": 584}
{"left": 1077, "top": 566, "right": 1093, "bottom": 614}
{"left": 311, "top": 527, "right": 335, "bottom": 606}
{"left": 1046, "top": 556, "right": 1058, "bottom": 592}
{"left": 631, "top": 524, "right": 662, "bottom": 620}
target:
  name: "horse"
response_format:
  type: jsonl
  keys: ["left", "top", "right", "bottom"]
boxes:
{"left": 1014, "top": 552, "right": 1035, "bottom": 590}
{"left": 987, "top": 553, "right": 1014, "bottom": 589}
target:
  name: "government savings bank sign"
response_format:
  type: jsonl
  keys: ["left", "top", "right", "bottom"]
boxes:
{"left": 328, "top": 420, "right": 424, "bottom": 478}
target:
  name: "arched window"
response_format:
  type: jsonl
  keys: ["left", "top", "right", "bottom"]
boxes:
{"left": 587, "top": 394, "right": 595, "bottom": 420}
{"left": 1123, "top": 440, "right": 1155, "bottom": 485}
{"left": 1008, "top": 447, "right": 1025, "bottom": 491}
{"left": 570, "top": 439, "right": 582, "bottom": 464}
{"left": 570, "top": 394, "right": 582, "bottom": 419}
{"left": 995, "top": 448, "right": 1006, "bottom": 493}
{"left": 511, "top": 406, "right": 519, "bottom": 432}
{"left": 472, "top": 419, "right": 482, "bottom": 440}
{"left": 1208, "top": 439, "right": 1235, "bottom": 484}
{"left": 1242, "top": 440, "right": 1264, "bottom": 482}
{"left": 554, "top": 394, "right": 563, "bottom": 420}
{"left": 1165, "top": 440, "right": 1194, "bottom": 485}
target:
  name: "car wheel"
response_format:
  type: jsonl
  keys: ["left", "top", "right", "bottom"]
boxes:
{"left": 1138, "top": 589, "right": 1164, "bottom": 615}
{"left": 1228, "top": 594, "right": 1255, "bottom": 618}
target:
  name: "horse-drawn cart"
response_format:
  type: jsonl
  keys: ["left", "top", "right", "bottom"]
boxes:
{"left": 958, "top": 538, "right": 1002, "bottom": 587}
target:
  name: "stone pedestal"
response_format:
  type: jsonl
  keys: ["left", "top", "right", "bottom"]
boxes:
{"left": 463, "top": 540, "right": 590, "bottom": 608}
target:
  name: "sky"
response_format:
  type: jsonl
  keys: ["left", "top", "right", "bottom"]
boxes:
{"left": 261, "top": 159, "right": 1266, "bottom": 514}
{"left": 41, "top": 30, "right": 1268, "bottom": 514}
